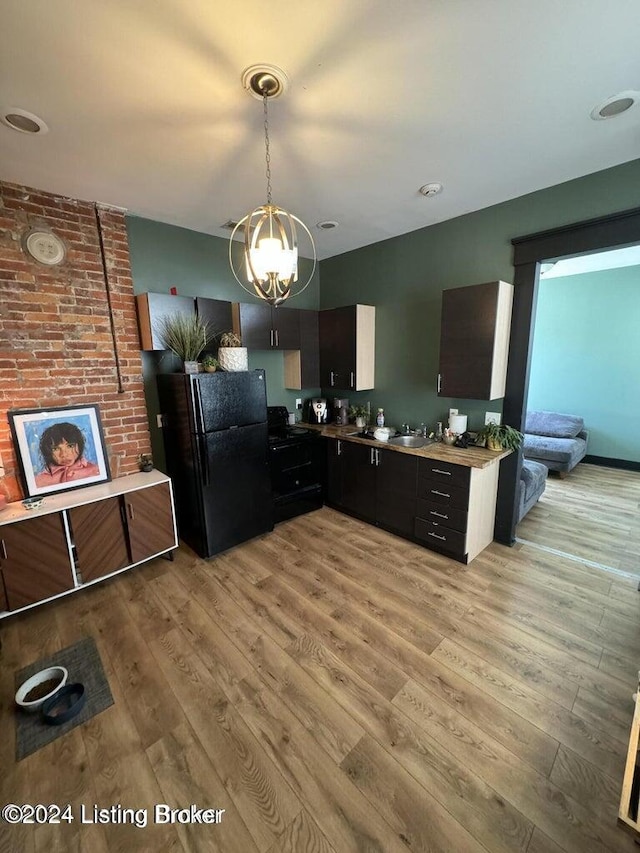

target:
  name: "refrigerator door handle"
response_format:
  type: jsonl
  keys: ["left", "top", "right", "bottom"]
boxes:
{"left": 193, "top": 378, "right": 206, "bottom": 433}
{"left": 199, "top": 435, "right": 210, "bottom": 486}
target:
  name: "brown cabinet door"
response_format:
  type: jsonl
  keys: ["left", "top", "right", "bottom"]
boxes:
{"left": 273, "top": 307, "right": 300, "bottom": 349}
{"left": 438, "top": 281, "right": 502, "bottom": 399}
{"left": 196, "top": 297, "right": 233, "bottom": 351}
{"left": 298, "top": 309, "right": 320, "bottom": 387}
{"left": 0, "top": 572, "right": 8, "bottom": 612}
{"left": 69, "top": 497, "right": 130, "bottom": 583}
{"left": 0, "top": 514, "right": 74, "bottom": 610}
{"left": 375, "top": 449, "right": 417, "bottom": 536}
{"left": 319, "top": 306, "right": 356, "bottom": 390}
{"left": 123, "top": 482, "right": 176, "bottom": 564}
{"left": 237, "top": 302, "right": 273, "bottom": 348}
{"left": 136, "top": 293, "right": 196, "bottom": 351}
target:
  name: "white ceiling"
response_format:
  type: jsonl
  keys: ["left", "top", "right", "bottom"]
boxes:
{"left": 1, "top": 0, "right": 639, "bottom": 260}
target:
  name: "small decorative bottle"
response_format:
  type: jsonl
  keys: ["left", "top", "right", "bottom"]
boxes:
{"left": 376, "top": 408, "right": 385, "bottom": 427}
{"left": 436, "top": 421, "right": 443, "bottom": 441}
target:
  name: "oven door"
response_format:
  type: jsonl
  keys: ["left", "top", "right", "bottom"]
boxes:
{"left": 269, "top": 438, "right": 323, "bottom": 497}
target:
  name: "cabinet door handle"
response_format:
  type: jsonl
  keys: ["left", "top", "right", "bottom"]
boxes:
{"left": 0, "top": 539, "right": 6, "bottom": 560}
{"left": 437, "top": 373, "right": 442, "bottom": 393}
{"left": 431, "top": 468, "right": 451, "bottom": 476}
{"left": 337, "top": 440, "right": 342, "bottom": 456}
{"left": 375, "top": 449, "right": 380, "bottom": 466}
{"left": 127, "top": 502, "right": 135, "bottom": 521}
{"left": 330, "top": 371, "right": 335, "bottom": 387}
{"left": 431, "top": 489, "right": 450, "bottom": 498}
{"left": 428, "top": 531, "right": 447, "bottom": 541}
{"left": 430, "top": 510, "right": 449, "bottom": 519}
{"left": 370, "top": 448, "right": 375, "bottom": 465}
{"left": 275, "top": 329, "right": 279, "bottom": 347}
{"left": 270, "top": 329, "right": 274, "bottom": 347}
{"left": 350, "top": 371, "right": 354, "bottom": 388}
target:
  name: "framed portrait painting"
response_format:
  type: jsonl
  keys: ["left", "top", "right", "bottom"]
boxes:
{"left": 8, "top": 404, "right": 111, "bottom": 498}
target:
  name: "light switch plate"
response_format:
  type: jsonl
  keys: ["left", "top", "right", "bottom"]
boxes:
{"left": 485, "top": 411, "right": 501, "bottom": 425}
{"left": 156, "top": 414, "right": 164, "bottom": 428}
{"left": 296, "top": 398, "right": 302, "bottom": 409}
{"left": 449, "top": 408, "right": 458, "bottom": 418}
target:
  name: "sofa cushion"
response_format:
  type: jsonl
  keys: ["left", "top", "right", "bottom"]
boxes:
{"left": 521, "top": 459, "right": 548, "bottom": 503}
{"left": 525, "top": 410, "right": 584, "bottom": 439}
{"left": 523, "top": 434, "right": 587, "bottom": 465}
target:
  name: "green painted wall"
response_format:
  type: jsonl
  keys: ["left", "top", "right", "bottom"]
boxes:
{"left": 319, "top": 158, "right": 640, "bottom": 434}
{"left": 527, "top": 266, "right": 640, "bottom": 463}
{"left": 126, "top": 217, "right": 320, "bottom": 470}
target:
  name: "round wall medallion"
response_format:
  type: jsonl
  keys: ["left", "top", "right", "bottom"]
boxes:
{"left": 23, "top": 229, "right": 66, "bottom": 265}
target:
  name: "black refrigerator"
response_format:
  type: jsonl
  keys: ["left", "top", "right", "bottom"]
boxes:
{"left": 157, "top": 370, "right": 274, "bottom": 558}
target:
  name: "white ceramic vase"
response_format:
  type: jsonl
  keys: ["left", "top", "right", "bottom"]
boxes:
{"left": 218, "top": 347, "right": 248, "bottom": 372}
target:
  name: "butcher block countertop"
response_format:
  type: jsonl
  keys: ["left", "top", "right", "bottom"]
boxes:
{"left": 303, "top": 423, "right": 510, "bottom": 469}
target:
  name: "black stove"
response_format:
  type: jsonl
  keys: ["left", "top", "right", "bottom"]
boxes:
{"left": 267, "top": 407, "right": 323, "bottom": 522}
{"left": 267, "top": 407, "right": 317, "bottom": 445}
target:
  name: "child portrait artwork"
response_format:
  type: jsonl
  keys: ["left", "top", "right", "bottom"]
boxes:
{"left": 8, "top": 405, "right": 111, "bottom": 498}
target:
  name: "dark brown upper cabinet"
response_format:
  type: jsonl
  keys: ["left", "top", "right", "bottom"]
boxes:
{"left": 136, "top": 292, "right": 195, "bottom": 351}
{"left": 233, "top": 302, "right": 300, "bottom": 350}
{"left": 319, "top": 304, "right": 376, "bottom": 391}
{"left": 438, "top": 281, "right": 513, "bottom": 401}
{"left": 196, "top": 297, "right": 233, "bottom": 352}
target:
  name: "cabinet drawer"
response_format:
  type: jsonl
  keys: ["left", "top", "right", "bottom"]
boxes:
{"left": 416, "top": 498, "right": 467, "bottom": 534}
{"left": 415, "top": 517, "right": 466, "bottom": 556}
{"left": 417, "top": 477, "right": 469, "bottom": 510}
{"left": 418, "top": 458, "right": 470, "bottom": 489}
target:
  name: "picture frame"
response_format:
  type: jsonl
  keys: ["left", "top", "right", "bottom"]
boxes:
{"left": 8, "top": 404, "right": 111, "bottom": 498}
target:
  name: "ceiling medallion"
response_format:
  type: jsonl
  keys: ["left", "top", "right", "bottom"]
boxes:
{"left": 22, "top": 229, "right": 66, "bottom": 265}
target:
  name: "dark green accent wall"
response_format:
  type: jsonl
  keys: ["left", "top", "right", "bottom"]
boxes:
{"left": 319, "top": 158, "right": 640, "bottom": 434}
{"left": 126, "top": 217, "right": 321, "bottom": 470}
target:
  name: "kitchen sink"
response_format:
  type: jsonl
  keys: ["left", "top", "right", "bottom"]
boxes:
{"left": 388, "top": 435, "right": 429, "bottom": 448}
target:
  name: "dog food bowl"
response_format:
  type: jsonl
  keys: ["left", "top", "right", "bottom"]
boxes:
{"left": 15, "top": 666, "right": 68, "bottom": 712}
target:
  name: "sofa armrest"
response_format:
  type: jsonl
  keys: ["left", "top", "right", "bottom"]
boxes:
{"left": 577, "top": 429, "right": 589, "bottom": 444}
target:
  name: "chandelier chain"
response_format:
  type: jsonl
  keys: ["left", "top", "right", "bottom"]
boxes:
{"left": 262, "top": 90, "right": 272, "bottom": 205}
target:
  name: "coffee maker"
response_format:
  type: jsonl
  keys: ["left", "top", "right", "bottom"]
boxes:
{"left": 333, "top": 398, "right": 350, "bottom": 426}
{"left": 309, "top": 398, "right": 329, "bottom": 424}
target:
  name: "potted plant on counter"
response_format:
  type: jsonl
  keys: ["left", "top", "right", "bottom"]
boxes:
{"left": 217, "top": 331, "right": 248, "bottom": 372}
{"left": 477, "top": 422, "right": 523, "bottom": 452}
{"left": 349, "top": 404, "right": 369, "bottom": 430}
{"left": 137, "top": 453, "right": 154, "bottom": 473}
{"left": 158, "top": 314, "right": 212, "bottom": 373}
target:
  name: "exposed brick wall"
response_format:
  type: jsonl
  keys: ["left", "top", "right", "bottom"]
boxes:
{"left": 0, "top": 180, "right": 150, "bottom": 502}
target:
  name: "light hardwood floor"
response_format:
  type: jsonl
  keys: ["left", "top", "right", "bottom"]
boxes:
{"left": 2, "top": 494, "right": 640, "bottom": 852}
{"left": 517, "top": 463, "right": 640, "bottom": 574}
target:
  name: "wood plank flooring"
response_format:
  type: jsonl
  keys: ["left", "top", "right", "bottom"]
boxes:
{"left": 517, "top": 463, "right": 640, "bottom": 574}
{"left": 2, "top": 485, "right": 640, "bottom": 852}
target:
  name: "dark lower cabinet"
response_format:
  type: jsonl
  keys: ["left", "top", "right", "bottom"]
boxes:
{"left": 325, "top": 438, "right": 417, "bottom": 534}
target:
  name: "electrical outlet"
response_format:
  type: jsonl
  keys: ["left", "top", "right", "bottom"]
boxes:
{"left": 156, "top": 414, "right": 164, "bottom": 428}
{"left": 449, "top": 408, "right": 458, "bottom": 418}
{"left": 296, "top": 398, "right": 302, "bottom": 409}
{"left": 485, "top": 411, "right": 501, "bottom": 425}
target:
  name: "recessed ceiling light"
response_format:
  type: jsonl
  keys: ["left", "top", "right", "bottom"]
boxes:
{"left": 590, "top": 91, "right": 639, "bottom": 120}
{"left": 316, "top": 220, "right": 339, "bottom": 230}
{"left": 419, "top": 182, "right": 443, "bottom": 197}
{"left": 1, "top": 107, "right": 49, "bottom": 134}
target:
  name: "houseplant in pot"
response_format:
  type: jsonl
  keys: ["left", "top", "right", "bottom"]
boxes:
{"left": 201, "top": 354, "right": 219, "bottom": 373}
{"left": 217, "top": 331, "right": 248, "bottom": 372}
{"left": 158, "top": 314, "right": 211, "bottom": 373}
{"left": 349, "top": 404, "right": 369, "bottom": 430}
{"left": 477, "top": 422, "right": 523, "bottom": 452}
{"left": 137, "top": 453, "right": 153, "bottom": 473}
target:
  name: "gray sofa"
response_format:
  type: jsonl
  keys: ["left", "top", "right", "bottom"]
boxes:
{"left": 523, "top": 410, "right": 588, "bottom": 476}
{"left": 517, "top": 459, "right": 548, "bottom": 522}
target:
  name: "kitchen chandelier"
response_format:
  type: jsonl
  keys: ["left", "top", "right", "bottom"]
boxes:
{"left": 229, "top": 65, "right": 316, "bottom": 307}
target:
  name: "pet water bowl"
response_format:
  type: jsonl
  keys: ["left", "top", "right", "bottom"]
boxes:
{"left": 15, "top": 666, "right": 68, "bottom": 712}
